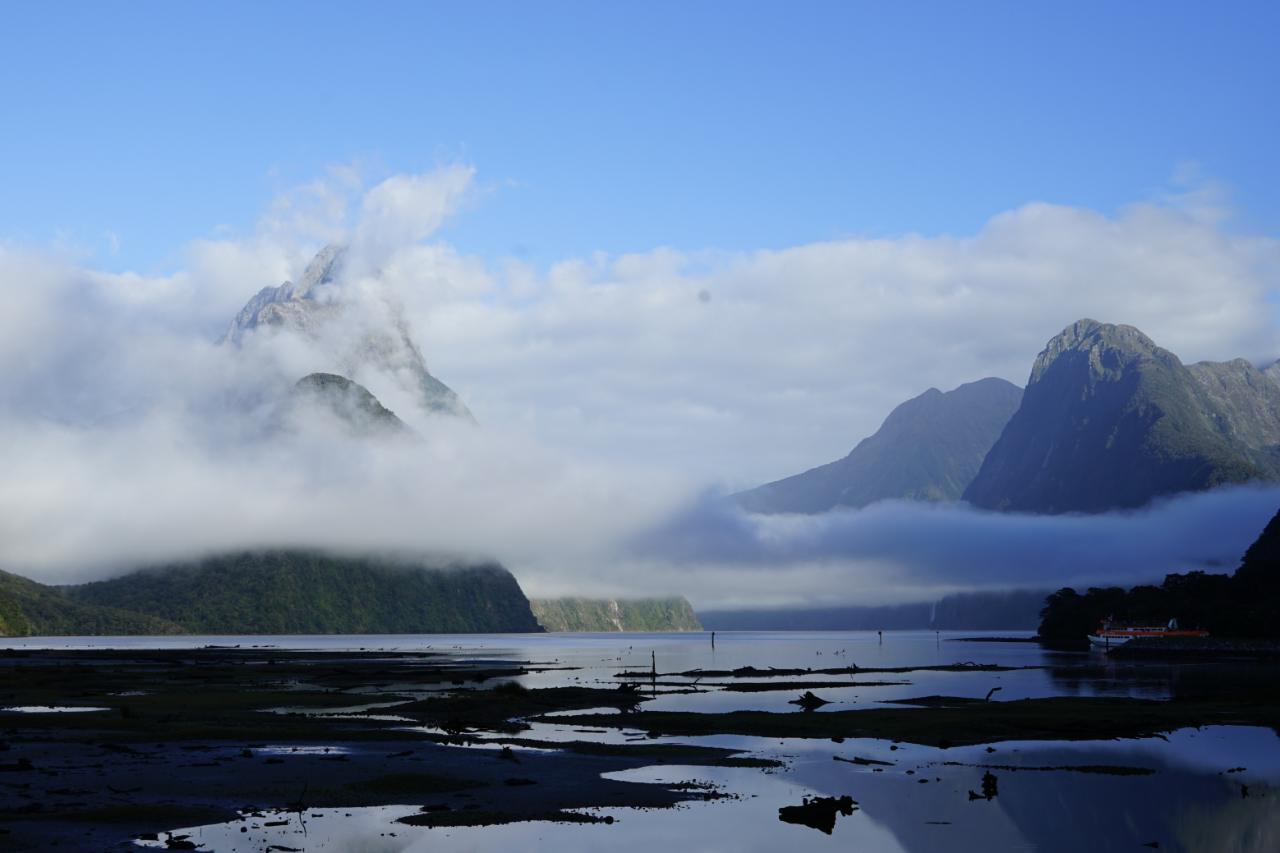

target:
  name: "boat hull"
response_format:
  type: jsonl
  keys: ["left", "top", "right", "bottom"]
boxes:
{"left": 1087, "top": 628, "right": 1210, "bottom": 649}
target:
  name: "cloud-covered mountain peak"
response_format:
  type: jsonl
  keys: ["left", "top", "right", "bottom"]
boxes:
{"left": 224, "top": 245, "right": 473, "bottom": 421}
{"left": 294, "top": 243, "right": 345, "bottom": 298}
{"left": 223, "top": 244, "right": 347, "bottom": 342}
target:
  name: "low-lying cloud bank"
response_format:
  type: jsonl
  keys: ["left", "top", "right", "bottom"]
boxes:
{"left": 0, "top": 165, "right": 691, "bottom": 584}
{"left": 0, "top": 409, "right": 685, "bottom": 585}
{"left": 2, "top": 164, "right": 1279, "bottom": 606}
{"left": 612, "top": 486, "right": 1280, "bottom": 609}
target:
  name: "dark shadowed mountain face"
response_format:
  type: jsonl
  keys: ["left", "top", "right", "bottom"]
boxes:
{"left": 290, "top": 372, "right": 409, "bottom": 437}
{"left": 965, "top": 319, "right": 1280, "bottom": 514}
{"left": 1235, "top": 506, "right": 1280, "bottom": 588}
{"left": 737, "top": 378, "right": 1023, "bottom": 514}
{"left": 63, "top": 552, "right": 543, "bottom": 634}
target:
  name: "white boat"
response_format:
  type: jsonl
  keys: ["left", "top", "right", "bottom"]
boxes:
{"left": 1088, "top": 619, "right": 1209, "bottom": 649}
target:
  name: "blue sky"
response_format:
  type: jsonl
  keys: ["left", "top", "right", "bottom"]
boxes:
{"left": 2, "top": 1, "right": 1276, "bottom": 273}
{"left": 4, "top": 2, "right": 1280, "bottom": 598}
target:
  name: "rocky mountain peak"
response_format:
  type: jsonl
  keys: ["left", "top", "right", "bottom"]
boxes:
{"left": 294, "top": 243, "right": 346, "bottom": 299}
{"left": 966, "top": 320, "right": 1280, "bottom": 513}
{"left": 1029, "top": 319, "right": 1170, "bottom": 385}
{"left": 223, "top": 246, "right": 474, "bottom": 421}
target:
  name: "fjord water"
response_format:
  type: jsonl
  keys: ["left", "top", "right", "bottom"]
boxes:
{"left": 11, "top": 631, "right": 1277, "bottom": 851}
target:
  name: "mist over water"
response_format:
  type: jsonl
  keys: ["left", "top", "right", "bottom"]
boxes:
{"left": 2, "top": 165, "right": 1279, "bottom": 610}
{"left": 627, "top": 486, "right": 1280, "bottom": 609}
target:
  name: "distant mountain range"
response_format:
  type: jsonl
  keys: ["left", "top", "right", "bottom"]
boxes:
{"left": 17, "top": 309, "right": 1280, "bottom": 637}
{"left": 737, "top": 378, "right": 1022, "bottom": 513}
{"left": 739, "top": 318, "right": 1280, "bottom": 517}
{"left": 0, "top": 552, "right": 542, "bottom": 637}
{"left": 530, "top": 597, "right": 702, "bottom": 632}
{"left": 699, "top": 589, "right": 1049, "bottom": 632}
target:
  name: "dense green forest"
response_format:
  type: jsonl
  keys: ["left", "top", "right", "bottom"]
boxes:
{"left": 0, "top": 569, "right": 182, "bottom": 636}
{"left": 530, "top": 597, "right": 702, "bottom": 632}
{"left": 1038, "top": 508, "right": 1280, "bottom": 647}
{"left": 64, "top": 551, "right": 542, "bottom": 634}
{"left": 0, "top": 551, "right": 542, "bottom": 636}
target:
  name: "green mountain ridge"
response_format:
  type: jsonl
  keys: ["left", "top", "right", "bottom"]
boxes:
{"left": 63, "top": 551, "right": 542, "bottom": 634}
{"left": 0, "top": 552, "right": 543, "bottom": 636}
{"left": 0, "top": 569, "right": 183, "bottom": 637}
{"left": 965, "top": 319, "right": 1280, "bottom": 513}
{"left": 737, "top": 377, "right": 1023, "bottom": 514}
{"left": 530, "top": 597, "right": 702, "bottom": 632}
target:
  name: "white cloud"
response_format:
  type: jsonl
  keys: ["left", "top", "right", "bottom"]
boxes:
{"left": 1, "top": 166, "right": 1278, "bottom": 607}
{"left": 419, "top": 195, "right": 1280, "bottom": 487}
{"left": 0, "top": 407, "right": 685, "bottom": 585}
{"left": 350, "top": 165, "right": 476, "bottom": 276}
{"left": 613, "top": 486, "right": 1280, "bottom": 609}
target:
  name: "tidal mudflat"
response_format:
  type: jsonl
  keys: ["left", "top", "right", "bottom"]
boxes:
{"left": 2, "top": 632, "right": 1277, "bottom": 851}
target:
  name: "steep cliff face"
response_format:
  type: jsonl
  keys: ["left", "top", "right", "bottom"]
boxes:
{"left": 737, "top": 378, "right": 1022, "bottom": 514}
{"left": 530, "top": 597, "right": 703, "bottom": 632}
{"left": 1185, "top": 359, "right": 1280, "bottom": 474}
{"left": 226, "top": 245, "right": 473, "bottom": 420}
{"left": 63, "top": 551, "right": 543, "bottom": 634}
{"left": 965, "top": 320, "right": 1280, "bottom": 513}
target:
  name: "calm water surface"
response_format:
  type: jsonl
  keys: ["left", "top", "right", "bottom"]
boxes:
{"left": 10, "top": 631, "right": 1277, "bottom": 851}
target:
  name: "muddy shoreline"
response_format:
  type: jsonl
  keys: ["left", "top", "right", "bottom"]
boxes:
{"left": 0, "top": 648, "right": 760, "bottom": 850}
{"left": 3, "top": 644, "right": 1278, "bottom": 850}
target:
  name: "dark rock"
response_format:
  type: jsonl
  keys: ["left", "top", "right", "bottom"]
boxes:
{"left": 789, "top": 691, "right": 831, "bottom": 711}
{"left": 777, "top": 795, "right": 858, "bottom": 834}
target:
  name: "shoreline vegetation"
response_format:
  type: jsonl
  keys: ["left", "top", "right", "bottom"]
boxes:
{"left": 1037, "top": 506, "right": 1280, "bottom": 649}
{"left": 0, "top": 552, "right": 543, "bottom": 637}
{"left": 2, "top": 558, "right": 703, "bottom": 638}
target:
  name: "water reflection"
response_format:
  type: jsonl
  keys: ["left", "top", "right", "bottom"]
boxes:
{"left": 151, "top": 730, "right": 1274, "bottom": 853}
{"left": 14, "top": 631, "right": 1275, "bottom": 851}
